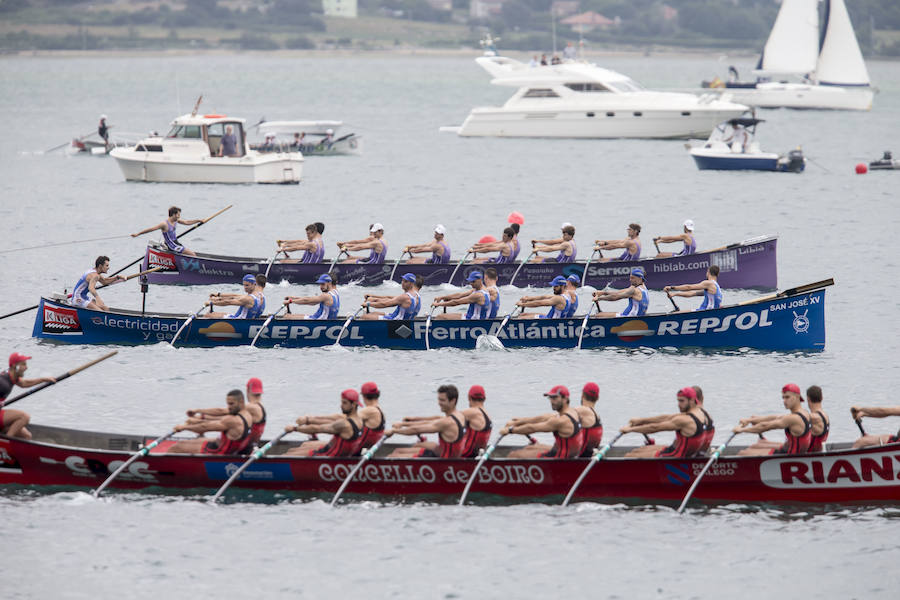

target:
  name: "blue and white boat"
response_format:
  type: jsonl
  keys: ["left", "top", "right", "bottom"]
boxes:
{"left": 689, "top": 118, "right": 805, "bottom": 172}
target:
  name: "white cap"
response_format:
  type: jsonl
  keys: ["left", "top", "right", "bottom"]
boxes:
{"left": 561, "top": 222, "right": 572, "bottom": 229}
{"left": 434, "top": 224, "right": 446, "bottom": 235}
{"left": 683, "top": 219, "right": 695, "bottom": 231}
{"left": 370, "top": 223, "right": 384, "bottom": 233}
{"left": 100, "top": 114, "right": 107, "bottom": 120}
{"left": 326, "top": 128, "right": 334, "bottom": 134}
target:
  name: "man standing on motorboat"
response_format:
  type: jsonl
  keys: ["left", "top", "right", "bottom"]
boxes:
{"left": 654, "top": 219, "right": 697, "bottom": 257}
{"left": 98, "top": 115, "right": 109, "bottom": 148}
{"left": 596, "top": 224, "right": 642, "bottom": 262}
{"left": 218, "top": 125, "right": 239, "bottom": 157}
{"left": 132, "top": 206, "right": 202, "bottom": 257}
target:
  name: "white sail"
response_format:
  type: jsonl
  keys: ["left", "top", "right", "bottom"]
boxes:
{"left": 815, "top": 0, "right": 871, "bottom": 86}
{"left": 759, "top": 0, "right": 819, "bottom": 75}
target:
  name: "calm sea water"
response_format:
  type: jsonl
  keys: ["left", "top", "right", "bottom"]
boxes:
{"left": 1, "top": 52, "right": 899, "bottom": 598}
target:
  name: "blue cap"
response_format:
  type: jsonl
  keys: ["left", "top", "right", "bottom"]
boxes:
{"left": 465, "top": 271, "right": 483, "bottom": 282}
{"left": 242, "top": 274, "right": 256, "bottom": 284}
{"left": 401, "top": 273, "right": 416, "bottom": 282}
{"left": 548, "top": 275, "right": 567, "bottom": 287}
{"left": 316, "top": 273, "right": 333, "bottom": 284}
{"left": 566, "top": 274, "right": 581, "bottom": 284}
{"left": 630, "top": 267, "right": 645, "bottom": 279}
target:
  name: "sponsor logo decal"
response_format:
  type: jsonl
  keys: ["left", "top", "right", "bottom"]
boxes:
{"left": 665, "top": 463, "right": 691, "bottom": 485}
{"left": 180, "top": 258, "right": 236, "bottom": 277}
{"left": 792, "top": 309, "right": 809, "bottom": 334}
{"left": 42, "top": 305, "right": 82, "bottom": 334}
{"left": 147, "top": 248, "right": 177, "bottom": 272}
{"left": 43, "top": 454, "right": 159, "bottom": 481}
{"left": 198, "top": 322, "right": 243, "bottom": 341}
{"left": 317, "top": 463, "right": 546, "bottom": 485}
{"left": 204, "top": 462, "right": 293, "bottom": 482}
{"left": 248, "top": 324, "right": 363, "bottom": 342}
{"left": 610, "top": 320, "right": 654, "bottom": 341}
{"left": 760, "top": 452, "right": 900, "bottom": 488}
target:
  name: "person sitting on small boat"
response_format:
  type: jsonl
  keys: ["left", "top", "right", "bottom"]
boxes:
{"left": 501, "top": 385, "right": 585, "bottom": 459}
{"left": 324, "top": 129, "right": 335, "bottom": 147}
{"left": 0, "top": 353, "right": 55, "bottom": 440}
{"left": 205, "top": 274, "right": 266, "bottom": 319}
{"left": 169, "top": 389, "right": 253, "bottom": 455}
{"left": 261, "top": 133, "right": 277, "bottom": 151}
{"left": 596, "top": 223, "right": 642, "bottom": 262}
{"left": 282, "top": 273, "right": 339, "bottom": 320}
{"left": 71, "top": 255, "right": 126, "bottom": 311}
{"left": 98, "top": 114, "right": 109, "bottom": 147}
{"left": 530, "top": 224, "right": 577, "bottom": 263}
{"left": 285, "top": 389, "right": 364, "bottom": 457}
{"left": 575, "top": 382, "right": 603, "bottom": 457}
{"left": 218, "top": 125, "right": 239, "bottom": 157}
{"left": 592, "top": 267, "right": 649, "bottom": 317}
{"left": 278, "top": 222, "right": 325, "bottom": 264}
{"left": 654, "top": 219, "right": 697, "bottom": 258}
{"left": 724, "top": 123, "right": 749, "bottom": 153}
{"left": 620, "top": 387, "right": 710, "bottom": 458}
{"left": 360, "top": 273, "right": 421, "bottom": 320}
{"left": 387, "top": 384, "right": 468, "bottom": 458}
{"left": 664, "top": 265, "right": 723, "bottom": 311}
{"left": 432, "top": 271, "right": 491, "bottom": 320}
{"left": 851, "top": 405, "right": 900, "bottom": 448}
{"left": 733, "top": 384, "right": 812, "bottom": 456}
{"left": 339, "top": 223, "right": 388, "bottom": 264}
{"left": 515, "top": 276, "right": 571, "bottom": 319}
{"left": 470, "top": 227, "right": 516, "bottom": 264}
{"left": 400, "top": 384, "right": 492, "bottom": 459}
{"left": 291, "top": 132, "right": 305, "bottom": 149}
{"left": 404, "top": 224, "right": 451, "bottom": 264}
{"left": 184, "top": 377, "right": 266, "bottom": 450}
{"left": 132, "top": 206, "right": 202, "bottom": 257}
{"left": 484, "top": 267, "right": 501, "bottom": 318}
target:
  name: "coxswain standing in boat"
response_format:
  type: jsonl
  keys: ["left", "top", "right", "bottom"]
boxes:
{"left": 596, "top": 223, "right": 642, "bottom": 262}
{"left": 360, "top": 273, "right": 420, "bottom": 320}
{"left": 654, "top": 220, "right": 697, "bottom": 258}
{"left": 98, "top": 115, "right": 109, "bottom": 148}
{"left": 665, "top": 265, "right": 723, "bottom": 311}
{"left": 387, "top": 384, "right": 468, "bottom": 458}
{"left": 277, "top": 222, "right": 325, "bottom": 264}
{"left": 733, "top": 383, "right": 812, "bottom": 456}
{"left": 282, "top": 273, "right": 339, "bottom": 320}
{"left": 339, "top": 223, "right": 388, "bottom": 264}
{"left": 515, "top": 276, "right": 571, "bottom": 319}
{"left": 592, "top": 267, "right": 649, "bottom": 317}
{"left": 501, "top": 385, "right": 585, "bottom": 459}
{"left": 432, "top": 271, "right": 491, "bottom": 319}
{"left": 851, "top": 405, "right": 900, "bottom": 448}
{"left": 404, "top": 224, "right": 451, "bottom": 264}
{"left": 620, "top": 387, "right": 710, "bottom": 458}
{"left": 169, "top": 389, "right": 253, "bottom": 455}
{"left": 285, "top": 389, "right": 364, "bottom": 457}
{"left": 184, "top": 377, "right": 267, "bottom": 449}
{"left": 71, "top": 255, "right": 126, "bottom": 311}
{"left": 530, "top": 224, "right": 577, "bottom": 263}
{"left": 131, "top": 206, "right": 202, "bottom": 257}
{"left": 0, "top": 353, "right": 55, "bottom": 440}
{"left": 470, "top": 227, "right": 515, "bottom": 264}
{"left": 205, "top": 274, "right": 266, "bottom": 319}
{"left": 401, "top": 384, "right": 493, "bottom": 459}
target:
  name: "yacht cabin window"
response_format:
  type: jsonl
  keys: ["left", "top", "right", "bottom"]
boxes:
{"left": 605, "top": 79, "right": 644, "bottom": 93}
{"left": 564, "top": 83, "right": 611, "bottom": 92}
{"left": 166, "top": 125, "right": 203, "bottom": 139}
{"left": 523, "top": 88, "right": 560, "bottom": 98}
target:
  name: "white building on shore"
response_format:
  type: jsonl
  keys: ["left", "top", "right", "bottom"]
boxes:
{"left": 322, "top": 0, "right": 358, "bottom": 18}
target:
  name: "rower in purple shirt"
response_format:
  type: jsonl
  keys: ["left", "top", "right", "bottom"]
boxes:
{"left": 596, "top": 223, "right": 642, "bottom": 262}
{"left": 404, "top": 224, "right": 451, "bottom": 264}
{"left": 339, "top": 223, "right": 388, "bottom": 264}
{"left": 530, "top": 223, "right": 577, "bottom": 263}
{"left": 654, "top": 219, "right": 697, "bottom": 258}
{"left": 471, "top": 227, "right": 516, "bottom": 264}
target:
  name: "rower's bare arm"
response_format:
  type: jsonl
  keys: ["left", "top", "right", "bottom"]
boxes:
{"left": 507, "top": 414, "right": 555, "bottom": 426}
{"left": 14, "top": 376, "right": 56, "bottom": 387}
{"left": 852, "top": 406, "right": 900, "bottom": 419}
{"left": 535, "top": 242, "right": 565, "bottom": 252}
{"left": 597, "top": 239, "right": 626, "bottom": 250}
{"left": 629, "top": 414, "right": 676, "bottom": 426}
{"left": 187, "top": 407, "right": 228, "bottom": 418}
{"left": 532, "top": 237, "right": 563, "bottom": 246}
{"left": 470, "top": 241, "right": 504, "bottom": 252}
{"left": 178, "top": 218, "right": 202, "bottom": 226}
{"left": 401, "top": 415, "right": 442, "bottom": 422}
{"left": 366, "top": 295, "right": 404, "bottom": 309}
{"left": 516, "top": 296, "right": 557, "bottom": 308}
{"left": 296, "top": 419, "right": 348, "bottom": 436}
{"left": 623, "top": 415, "right": 687, "bottom": 434}
{"left": 176, "top": 419, "right": 229, "bottom": 434}
{"left": 509, "top": 415, "right": 564, "bottom": 435}
{"left": 305, "top": 414, "right": 343, "bottom": 424}
{"left": 734, "top": 414, "right": 793, "bottom": 434}
{"left": 435, "top": 291, "right": 469, "bottom": 302}
{"left": 655, "top": 234, "right": 682, "bottom": 244}
{"left": 436, "top": 292, "right": 478, "bottom": 307}
{"left": 132, "top": 222, "right": 165, "bottom": 237}
{"left": 285, "top": 293, "right": 328, "bottom": 306}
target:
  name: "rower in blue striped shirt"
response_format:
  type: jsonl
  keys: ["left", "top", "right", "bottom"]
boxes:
{"left": 361, "top": 273, "right": 422, "bottom": 320}
{"left": 432, "top": 271, "right": 491, "bottom": 319}
{"left": 593, "top": 267, "right": 649, "bottom": 317}
{"left": 515, "top": 275, "right": 571, "bottom": 319}
{"left": 664, "top": 266, "right": 723, "bottom": 311}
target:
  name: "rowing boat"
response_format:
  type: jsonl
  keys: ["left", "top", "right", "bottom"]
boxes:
{"left": 141, "top": 235, "right": 777, "bottom": 289}
{"left": 2, "top": 424, "right": 896, "bottom": 506}
{"left": 31, "top": 282, "right": 827, "bottom": 350}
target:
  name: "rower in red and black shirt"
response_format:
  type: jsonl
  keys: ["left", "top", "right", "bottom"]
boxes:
{"left": 734, "top": 383, "right": 812, "bottom": 455}
{"left": 354, "top": 381, "right": 386, "bottom": 453}
{"left": 387, "top": 384, "right": 468, "bottom": 458}
{"left": 621, "top": 387, "right": 709, "bottom": 458}
{"left": 170, "top": 389, "right": 254, "bottom": 455}
{"left": 501, "top": 385, "right": 585, "bottom": 459}
{"left": 286, "top": 389, "right": 364, "bottom": 457}
{"left": 400, "top": 384, "right": 492, "bottom": 458}
{"left": 183, "top": 377, "right": 267, "bottom": 453}
{"left": 575, "top": 382, "right": 603, "bottom": 457}
{"left": 851, "top": 405, "right": 900, "bottom": 448}
{"left": 806, "top": 385, "right": 829, "bottom": 452}
{"left": 0, "top": 353, "right": 55, "bottom": 440}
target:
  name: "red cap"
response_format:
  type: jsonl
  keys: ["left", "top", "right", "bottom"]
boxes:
{"left": 582, "top": 382, "right": 599, "bottom": 400}
{"left": 361, "top": 381, "right": 379, "bottom": 396}
{"left": 677, "top": 387, "right": 697, "bottom": 401}
{"left": 8, "top": 353, "right": 31, "bottom": 368}
{"left": 478, "top": 235, "right": 496, "bottom": 244}
{"left": 341, "top": 388, "right": 362, "bottom": 406}
{"left": 507, "top": 211, "right": 525, "bottom": 225}
{"left": 782, "top": 383, "right": 803, "bottom": 399}
{"left": 468, "top": 385, "right": 486, "bottom": 400}
{"left": 246, "top": 377, "right": 263, "bottom": 395}
{"left": 544, "top": 385, "right": 569, "bottom": 398}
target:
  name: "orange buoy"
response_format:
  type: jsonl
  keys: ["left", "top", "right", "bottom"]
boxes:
{"left": 507, "top": 211, "right": 525, "bottom": 225}
{"left": 855, "top": 163, "right": 867, "bottom": 174}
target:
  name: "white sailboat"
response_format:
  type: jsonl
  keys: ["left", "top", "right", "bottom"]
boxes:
{"left": 702, "top": 0, "right": 874, "bottom": 111}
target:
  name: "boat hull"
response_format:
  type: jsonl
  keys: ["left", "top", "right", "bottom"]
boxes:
{"left": 709, "top": 83, "right": 874, "bottom": 111}
{"left": 141, "top": 236, "right": 778, "bottom": 289}
{"left": 2, "top": 425, "right": 897, "bottom": 506}
{"left": 109, "top": 149, "right": 303, "bottom": 184}
{"left": 690, "top": 150, "right": 804, "bottom": 172}
{"left": 32, "top": 287, "right": 826, "bottom": 351}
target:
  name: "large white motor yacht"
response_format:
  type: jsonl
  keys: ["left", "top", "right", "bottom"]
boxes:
{"left": 110, "top": 113, "right": 303, "bottom": 184}
{"left": 456, "top": 55, "right": 748, "bottom": 139}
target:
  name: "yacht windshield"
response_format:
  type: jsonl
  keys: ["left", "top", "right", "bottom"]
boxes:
{"left": 166, "top": 125, "right": 202, "bottom": 138}
{"left": 606, "top": 79, "right": 645, "bottom": 93}
{"left": 564, "top": 83, "right": 611, "bottom": 92}
{"left": 523, "top": 88, "right": 560, "bottom": 98}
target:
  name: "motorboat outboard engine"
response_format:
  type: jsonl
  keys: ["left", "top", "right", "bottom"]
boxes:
{"left": 786, "top": 149, "right": 805, "bottom": 173}
{"left": 869, "top": 151, "right": 897, "bottom": 170}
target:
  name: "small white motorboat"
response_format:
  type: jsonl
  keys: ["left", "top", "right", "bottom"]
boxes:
{"left": 251, "top": 120, "right": 361, "bottom": 156}
{"left": 110, "top": 112, "right": 303, "bottom": 184}
{"left": 688, "top": 118, "right": 805, "bottom": 172}
{"left": 869, "top": 151, "right": 899, "bottom": 171}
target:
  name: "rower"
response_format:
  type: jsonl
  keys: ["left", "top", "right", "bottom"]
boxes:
{"left": 592, "top": 267, "right": 649, "bottom": 317}
{"left": 851, "top": 405, "right": 900, "bottom": 448}
{"left": 404, "top": 224, "right": 451, "bottom": 264}
{"left": 355, "top": 381, "right": 386, "bottom": 452}
{"left": 71, "top": 255, "right": 126, "bottom": 311}
{"left": 564, "top": 274, "right": 580, "bottom": 317}
{"left": 184, "top": 377, "right": 266, "bottom": 451}
{"left": 805, "top": 385, "right": 830, "bottom": 452}
{"left": 596, "top": 223, "right": 641, "bottom": 262}
{"left": 620, "top": 387, "right": 709, "bottom": 458}
{"left": 665, "top": 266, "right": 722, "bottom": 311}
{"left": 400, "top": 385, "right": 492, "bottom": 458}
{"left": 575, "top": 382, "right": 603, "bottom": 457}
{"left": 360, "top": 273, "right": 421, "bottom": 320}
{"left": 530, "top": 224, "right": 577, "bottom": 263}
{"left": 283, "top": 273, "right": 340, "bottom": 320}
{"left": 387, "top": 384, "right": 467, "bottom": 458}
{"left": 515, "top": 276, "right": 570, "bottom": 319}
{"left": 278, "top": 223, "right": 325, "bottom": 263}
{"left": 470, "top": 227, "right": 515, "bottom": 264}
{"left": 0, "top": 353, "right": 56, "bottom": 440}
{"left": 501, "top": 385, "right": 584, "bottom": 459}
{"left": 170, "top": 389, "right": 253, "bottom": 455}
{"left": 627, "top": 385, "right": 714, "bottom": 453}
{"left": 131, "top": 206, "right": 202, "bottom": 256}
{"left": 432, "top": 271, "right": 491, "bottom": 320}
{"left": 285, "top": 389, "right": 364, "bottom": 457}
{"left": 733, "top": 383, "right": 812, "bottom": 456}
{"left": 484, "top": 268, "right": 501, "bottom": 318}
{"left": 339, "top": 223, "right": 388, "bottom": 264}
{"left": 509, "top": 222, "right": 522, "bottom": 260}
{"left": 205, "top": 274, "right": 266, "bottom": 319}
{"left": 654, "top": 219, "right": 697, "bottom": 258}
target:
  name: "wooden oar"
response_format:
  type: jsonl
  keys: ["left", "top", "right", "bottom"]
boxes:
{"left": 210, "top": 428, "right": 294, "bottom": 503}
{"left": 561, "top": 431, "right": 626, "bottom": 507}
{"left": 424, "top": 305, "right": 437, "bottom": 351}
{"left": 738, "top": 278, "right": 835, "bottom": 306}
{"left": 458, "top": 433, "right": 506, "bottom": 506}
{"left": 653, "top": 238, "right": 661, "bottom": 254}
{"left": 330, "top": 433, "right": 393, "bottom": 506}
{"left": 388, "top": 250, "right": 409, "bottom": 282}
{"left": 666, "top": 290, "right": 680, "bottom": 312}
{"left": 448, "top": 250, "right": 472, "bottom": 285}
{"left": 580, "top": 248, "right": 598, "bottom": 285}
{"left": 263, "top": 249, "right": 284, "bottom": 279}
{"left": 327, "top": 249, "right": 348, "bottom": 275}
{"left": 93, "top": 429, "right": 177, "bottom": 498}
{"left": 250, "top": 305, "right": 287, "bottom": 348}
{"left": 576, "top": 301, "right": 599, "bottom": 350}
{"left": 508, "top": 251, "right": 536, "bottom": 286}
{"left": 333, "top": 306, "right": 365, "bottom": 347}
{"left": 676, "top": 431, "right": 738, "bottom": 514}
{"left": 170, "top": 303, "right": 208, "bottom": 347}
{"left": 3, "top": 351, "right": 117, "bottom": 407}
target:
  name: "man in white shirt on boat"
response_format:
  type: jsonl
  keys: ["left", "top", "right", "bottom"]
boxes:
{"left": 665, "top": 266, "right": 723, "bottom": 312}
{"left": 404, "top": 224, "right": 451, "bottom": 264}
{"left": 725, "top": 123, "right": 749, "bottom": 153}
{"left": 654, "top": 219, "right": 697, "bottom": 258}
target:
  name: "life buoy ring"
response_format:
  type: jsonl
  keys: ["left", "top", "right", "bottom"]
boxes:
{"left": 203, "top": 114, "right": 226, "bottom": 118}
